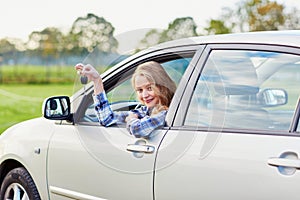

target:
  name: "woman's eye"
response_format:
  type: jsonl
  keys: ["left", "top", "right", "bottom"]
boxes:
{"left": 137, "top": 89, "right": 143, "bottom": 93}
{"left": 147, "top": 87, "right": 152, "bottom": 91}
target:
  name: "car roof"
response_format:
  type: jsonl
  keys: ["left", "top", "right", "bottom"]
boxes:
{"left": 154, "top": 30, "right": 300, "bottom": 49}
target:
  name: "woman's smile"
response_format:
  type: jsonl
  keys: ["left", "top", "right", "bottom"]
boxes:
{"left": 135, "top": 75, "right": 159, "bottom": 108}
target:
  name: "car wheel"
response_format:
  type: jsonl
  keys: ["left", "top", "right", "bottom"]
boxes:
{"left": 0, "top": 167, "right": 41, "bottom": 200}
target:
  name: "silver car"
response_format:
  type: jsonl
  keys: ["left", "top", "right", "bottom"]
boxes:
{"left": 1, "top": 30, "right": 300, "bottom": 200}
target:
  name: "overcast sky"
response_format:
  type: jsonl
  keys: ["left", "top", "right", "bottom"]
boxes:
{"left": 0, "top": 0, "right": 299, "bottom": 41}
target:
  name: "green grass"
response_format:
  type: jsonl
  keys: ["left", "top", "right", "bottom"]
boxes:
{"left": 0, "top": 65, "right": 108, "bottom": 84}
{"left": 0, "top": 65, "right": 76, "bottom": 84}
{"left": 0, "top": 84, "right": 74, "bottom": 134}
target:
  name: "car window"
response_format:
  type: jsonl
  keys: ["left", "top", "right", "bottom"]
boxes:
{"left": 107, "top": 58, "right": 191, "bottom": 103}
{"left": 82, "top": 57, "right": 192, "bottom": 123}
{"left": 184, "top": 49, "right": 300, "bottom": 132}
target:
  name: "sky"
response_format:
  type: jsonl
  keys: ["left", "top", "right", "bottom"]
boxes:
{"left": 0, "top": 0, "right": 299, "bottom": 41}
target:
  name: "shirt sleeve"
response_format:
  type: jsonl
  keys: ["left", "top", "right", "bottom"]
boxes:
{"left": 93, "top": 92, "right": 128, "bottom": 126}
{"left": 126, "top": 110, "right": 167, "bottom": 138}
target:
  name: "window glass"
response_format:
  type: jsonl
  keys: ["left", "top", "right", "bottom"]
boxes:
{"left": 185, "top": 50, "right": 300, "bottom": 131}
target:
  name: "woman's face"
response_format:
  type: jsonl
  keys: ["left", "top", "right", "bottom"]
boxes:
{"left": 134, "top": 75, "right": 159, "bottom": 108}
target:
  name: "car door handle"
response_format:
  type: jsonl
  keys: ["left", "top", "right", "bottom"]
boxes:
{"left": 126, "top": 144, "right": 155, "bottom": 153}
{"left": 267, "top": 158, "right": 300, "bottom": 168}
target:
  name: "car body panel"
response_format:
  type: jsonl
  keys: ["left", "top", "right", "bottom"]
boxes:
{"left": 0, "top": 118, "right": 55, "bottom": 200}
{"left": 47, "top": 125, "right": 168, "bottom": 199}
{"left": 155, "top": 130, "right": 300, "bottom": 200}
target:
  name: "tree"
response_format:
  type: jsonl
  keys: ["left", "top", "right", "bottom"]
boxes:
{"left": 283, "top": 7, "right": 300, "bottom": 30}
{"left": 247, "top": 0, "right": 284, "bottom": 31}
{"left": 138, "top": 17, "right": 198, "bottom": 49}
{"left": 26, "top": 27, "right": 64, "bottom": 59}
{"left": 136, "top": 29, "right": 162, "bottom": 52}
{"left": 0, "top": 39, "right": 17, "bottom": 54}
{"left": 204, "top": 0, "right": 299, "bottom": 34}
{"left": 232, "top": 0, "right": 285, "bottom": 31}
{"left": 159, "top": 17, "right": 198, "bottom": 43}
{"left": 204, "top": 19, "right": 231, "bottom": 35}
{"left": 69, "top": 13, "right": 118, "bottom": 53}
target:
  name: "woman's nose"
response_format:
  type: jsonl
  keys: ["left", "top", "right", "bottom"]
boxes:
{"left": 142, "top": 90, "right": 149, "bottom": 98}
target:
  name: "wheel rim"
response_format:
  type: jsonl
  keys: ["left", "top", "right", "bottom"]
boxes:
{"left": 4, "top": 183, "right": 29, "bottom": 200}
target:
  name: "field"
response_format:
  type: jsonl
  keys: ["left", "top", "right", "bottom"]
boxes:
{"left": 0, "top": 65, "right": 81, "bottom": 134}
{"left": 0, "top": 83, "right": 74, "bottom": 133}
{"left": 0, "top": 65, "right": 76, "bottom": 84}
{"left": 0, "top": 65, "right": 80, "bottom": 134}
{"left": 0, "top": 64, "right": 111, "bottom": 134}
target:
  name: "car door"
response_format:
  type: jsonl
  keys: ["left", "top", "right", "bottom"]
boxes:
{"left": 154, "top": 44, "right": 300, "bottom": 200}
{"left": 46, "top": 48, "right": 199, "bottom": 200}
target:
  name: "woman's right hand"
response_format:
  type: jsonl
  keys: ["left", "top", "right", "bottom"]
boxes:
{"left": 75, "top": 63, "right": 104, "bottom": 94}
{"left": 75, "top": 63, "right": 101, "bottom": 82}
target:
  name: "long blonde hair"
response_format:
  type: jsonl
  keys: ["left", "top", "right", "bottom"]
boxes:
{"left": 132, "top": 61, "right": 177, "bottom": 114}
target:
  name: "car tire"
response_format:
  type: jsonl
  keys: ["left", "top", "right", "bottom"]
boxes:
{"left": 0, "top": 167, "right": 41, "bottom": 200}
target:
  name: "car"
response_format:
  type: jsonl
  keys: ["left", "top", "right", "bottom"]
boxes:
{"left": 1, "top": 30, "right": 300, "bottom": 200}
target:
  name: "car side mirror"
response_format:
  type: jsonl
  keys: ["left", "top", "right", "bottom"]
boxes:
{"left": 258, "top": 88, "right": 288, "bottom": 107}
{"left": 43, "top": 96, "right": 71, "bottom": 120}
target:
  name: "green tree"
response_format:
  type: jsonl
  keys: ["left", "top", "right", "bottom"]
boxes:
{"left": 204, "top": 19, "right": 231, "bottom": 35}
{"left": 136, "top": 29, "right": 162, "bottom": 52}
{"left": 0, "top": 39, "right": 17, "bottom": 54}
{"left": 69, "top": 13, "right": 118, "bottom": 53}
{"left": 230, "top": 0, "right": 285, "bottom": 31}
{"left": 247, "top": 0, "right": 284, "bottom": 31}
{"left": 0, "top": 38, "right": 26, "bottom": 65}
{"left": 204, "top": 0, "right": 299, "bottom": 34}
{"left": 159, "top": 17, "right": 198, "bottom": 42}
{"left": 26, "top": 27, "right": 64, "bottom": 59}
{"left": 138, "top": 17, "right": 198, "bottom": 49}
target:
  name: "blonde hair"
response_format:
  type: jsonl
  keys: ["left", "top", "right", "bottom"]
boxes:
{"left": 132, "top": 61, "right": 177, "bottom": 114}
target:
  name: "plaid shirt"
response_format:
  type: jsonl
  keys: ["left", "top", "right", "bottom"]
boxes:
{"left": 93, "top": 92, "right": 167, "bottom": 138}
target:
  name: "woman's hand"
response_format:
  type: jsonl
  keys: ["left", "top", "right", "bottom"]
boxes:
{"left": 125, "top": 112, "right": 138, "bottom": 123}
{"left": 75, "top": 63, "right": 104, "bottom": 95}
{"left": 75, "top": 63, "right": 100, "bottom": 81}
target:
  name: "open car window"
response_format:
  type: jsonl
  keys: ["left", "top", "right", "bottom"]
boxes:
{"left": 80, "top": 57, "right": 192, "bottom": 123}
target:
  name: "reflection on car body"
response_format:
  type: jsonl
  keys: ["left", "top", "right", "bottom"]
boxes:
{"left": 1, "top": 30, "right": 300, "bottom": 200}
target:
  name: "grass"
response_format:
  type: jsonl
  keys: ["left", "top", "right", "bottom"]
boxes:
{"left": 0, "top": 65, "right": 76, "bottom": 84}
{"left": 0, "top": 64, "right": 108, "bottom": 134}
{"left": 0, "top": 83, "right": 74, "bottom": 134}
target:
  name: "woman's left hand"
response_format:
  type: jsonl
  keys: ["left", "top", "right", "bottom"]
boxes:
{"left": 125, "top": 112, "right": 138, "bottom": 122}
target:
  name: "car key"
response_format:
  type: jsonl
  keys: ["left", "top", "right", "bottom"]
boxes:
{"left": 77, "top": 69, "right": 88, "bottom": 85}
{"left": 80, "top": 76, "right": 88, "bottom": 84}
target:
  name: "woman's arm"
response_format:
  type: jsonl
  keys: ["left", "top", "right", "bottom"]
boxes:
{"left": 75, "top": 63, "right": 139, "bottom": 128}
{"left": 126, "top": 110, "right": 167, "bottom": 138}
{"left": 93, "top": 92, "right": 130, "bottom": 126}
{"left": 75, "top": 63, "right": 104, "bottom": 95}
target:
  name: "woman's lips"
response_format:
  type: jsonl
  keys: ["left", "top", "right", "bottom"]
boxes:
{"left": 145, "top": 99, "right": 153, "bottom": 104}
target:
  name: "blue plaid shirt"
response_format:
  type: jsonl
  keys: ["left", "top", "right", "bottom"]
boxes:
{"left": 93, "top": 92, "right": 167, "bottom": 138}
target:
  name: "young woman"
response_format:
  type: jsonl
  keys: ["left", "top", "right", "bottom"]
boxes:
{"left": 75, "top": 61, "right": 176, "bottom": 138}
